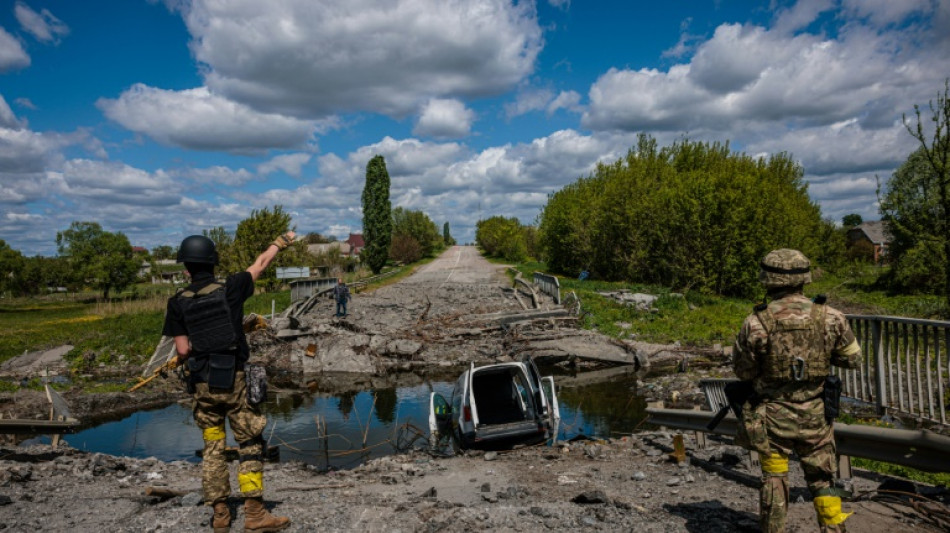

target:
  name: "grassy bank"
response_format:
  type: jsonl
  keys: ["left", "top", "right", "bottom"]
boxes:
{"left": 510, "top": 261, "right": 944, "bottom": 347}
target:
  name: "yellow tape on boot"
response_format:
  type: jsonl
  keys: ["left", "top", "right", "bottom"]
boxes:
{"left": 238, "top": 471, "right": 263, "bottom": 494}
{"left": 814, "top": 495, "right": 853, "bottom": 525}
{"left": 203, "top": 425, "right": 226, "bottom": 441}
{"left": 761, "top": 452, "right": 789, "bottom": 474}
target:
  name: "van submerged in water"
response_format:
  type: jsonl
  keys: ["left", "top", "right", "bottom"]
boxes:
{"left": 428, "top": 356, "right": 560, "bottom": 450}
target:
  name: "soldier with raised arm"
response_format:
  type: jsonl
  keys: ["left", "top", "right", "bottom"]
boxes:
{"left": 733, "top": 249, "right": 862, "bottom": 533}
{"left": 163, "top": 231, "right": 295, "bottom": 532}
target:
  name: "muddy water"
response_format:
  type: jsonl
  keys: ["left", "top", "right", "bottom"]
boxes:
{"left": 28, "top": 373, "right": 647, "bottom": 470}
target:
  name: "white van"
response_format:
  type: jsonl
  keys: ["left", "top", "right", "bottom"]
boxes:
{"left": 429, "top": 356, "right": 560, "bottom": 450}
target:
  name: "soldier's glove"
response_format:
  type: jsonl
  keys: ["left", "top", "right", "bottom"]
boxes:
{"left": 271, "top": 232, "right": 293, "bottom": 250}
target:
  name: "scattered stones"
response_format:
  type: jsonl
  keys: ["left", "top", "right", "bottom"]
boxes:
{"left": 483, "top": 451, "right": 498, "bottom": 461}
{"left": 572, "top": 490, "right": 609, "bottom": 504}
{"left": 180, "top": 492, "right": 202, "bottom": 507}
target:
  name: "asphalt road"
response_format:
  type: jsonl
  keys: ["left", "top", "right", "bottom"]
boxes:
{"left": 403, "top": 245, "right": 509, "bottom": 286}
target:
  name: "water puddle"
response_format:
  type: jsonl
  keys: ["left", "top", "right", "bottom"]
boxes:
{"left": 27, "top": 369, "right": 648, "bottom": 470}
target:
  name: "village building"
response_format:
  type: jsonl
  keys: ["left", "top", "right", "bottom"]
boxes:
{"left": 846, "top": 220, "right": 889, "bottom": 264}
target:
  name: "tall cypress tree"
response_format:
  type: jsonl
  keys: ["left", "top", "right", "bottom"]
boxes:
{"left": 443, "top": 221, "right": 454, "bottom": 246}
{"left": 361, "top": 155, "right": 392, "bottom": 274}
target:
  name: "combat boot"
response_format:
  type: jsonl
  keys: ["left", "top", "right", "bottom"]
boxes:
{"left": 243, "top": 497, "right": 290, "bottom": 532}
{"left": 212, "top": 501, "right": 231, "bottom": 532}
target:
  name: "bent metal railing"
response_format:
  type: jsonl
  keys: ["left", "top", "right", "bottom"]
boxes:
{"left": 843, "top": 315, "right": 950, "bottom": 425}
{"left": 533, "top": 272, "right": 560, "bottom": 304}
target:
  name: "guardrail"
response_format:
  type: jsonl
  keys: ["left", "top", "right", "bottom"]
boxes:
{"left": 646, "top": 407, "right": 950, "bottom": 473}
{"left": 289, "top": 277, "right": 339, "bottom": 303}
{"left": 843, "top": 315, "right": 950, "bottom": 424}
{"left": 533, "top": 272, "right": 560, "bottom": 304}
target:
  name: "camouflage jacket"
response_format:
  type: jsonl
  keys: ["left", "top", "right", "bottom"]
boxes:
{"left": 733, "top": 292, "right": 861, "bottom": 402}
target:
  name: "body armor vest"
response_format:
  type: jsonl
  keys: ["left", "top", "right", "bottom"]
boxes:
{"left": 178, "top": 282, "right": 237, "bottom": 353}
{"left": 755, "top": 301, "right": 829, "bottom": 382}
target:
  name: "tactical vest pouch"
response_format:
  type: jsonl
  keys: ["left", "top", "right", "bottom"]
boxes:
{"left": 207, "top": 353, "right": 236, "bottom": 390}
{"left": 186, "top": 356, "right": 208, "bottom": 393}
{"left": 246, "top": 364, "right": 267, "bottom": 405}
{"left": 823, "top": 375, "right": 842, "bottom": 424}
{"left": 179, "top": 283, "right": 236, "bottom": 353}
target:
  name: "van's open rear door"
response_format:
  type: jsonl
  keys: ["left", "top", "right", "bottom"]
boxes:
{"left": 466, "top": 362, "right": 479, "bottom": 426}
{"left": 540, "top": 376, "right": 560, "bottom": 423}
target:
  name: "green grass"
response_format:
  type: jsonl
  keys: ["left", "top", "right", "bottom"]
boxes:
{"left": 810, "top": 264, "right": 945, "bottom": 318}
{"left": 512, "top": 261, "right": 947, "bottom": 347}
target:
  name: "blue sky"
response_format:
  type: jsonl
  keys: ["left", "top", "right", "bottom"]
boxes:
{"left": 1, "top": 0, "right": 948, "bottom": 256}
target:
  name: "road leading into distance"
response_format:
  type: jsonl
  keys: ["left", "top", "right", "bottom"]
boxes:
{"left": 401, "top": 245, "right": 509, "bottom": 286}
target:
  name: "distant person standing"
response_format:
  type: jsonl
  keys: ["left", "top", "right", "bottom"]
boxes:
{"left": 333, "top": 278, "right": 350, "bottom": 317}
{"left": 163, "top": 232, "right": 294, "bottom": 533}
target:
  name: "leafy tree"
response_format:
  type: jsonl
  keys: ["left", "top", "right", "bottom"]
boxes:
{"left": 151, "top": 245, "right": 175, "bottom": 260}
{"left": 389, "top": 234, "right": 423, "bottom": 264}
{"left": 231, "top": 206, "right": 307, "bottom": 289}
{"left": 17, "top": 256, "right": 70, "bottom": 295}
{"left": 886, "top": 79, "right": 950, "bottom": 305}
{"left": 391, "top": 207, "right": 443, "bottom": 258}
{"left": 880, "top": 148, "right": 944, "bottom": 292}
{"left": 303, "top": 232, "right": 335, "bottom": 244}
{"left": 842, "top": 214, "right": 863, "bottom": 227}
{"left": 56, "top": 221, "right": 140, "bottom": 299}
{"left": 476, "top": 216, "right": 531, "bottom": 262}
{"left": 361, "top": 155, "right": 392, "bottom": 274}
{"left": 203, "top": 226, "right": 238, "bottom": 274}
{"left": 538, "top": 135, "right": 830, "bottom": 297}
{"left": 0, "top": 240, "right": 24, "bottom": 295}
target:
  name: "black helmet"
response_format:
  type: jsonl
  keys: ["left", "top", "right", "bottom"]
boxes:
{"left": 176, "top": 235, "right": 218, "bottom": 264}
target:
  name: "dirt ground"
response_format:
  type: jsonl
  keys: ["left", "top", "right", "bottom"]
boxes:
{"left": 0, "top": 431, "right": 945, "bottom": 532}
{"left": 0, "top": 246, "right": 948, "bottom": 531}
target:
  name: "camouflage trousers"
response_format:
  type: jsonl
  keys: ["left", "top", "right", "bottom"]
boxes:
{"left": 748, "top": 397, "right": 846, "bottom": 533}
{"left": 193, "top": 370, "right": 268, "bottom": 505}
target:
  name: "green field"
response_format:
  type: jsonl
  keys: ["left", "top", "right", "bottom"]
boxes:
{"left": 0, "top": 288, "right": 293, "bottom": 369}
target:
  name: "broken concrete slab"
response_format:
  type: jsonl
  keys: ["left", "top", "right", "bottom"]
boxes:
{"left": 0, "top": 345, "right": 73, "bottom": 377}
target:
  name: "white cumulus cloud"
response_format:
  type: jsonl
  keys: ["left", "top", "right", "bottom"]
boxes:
{"left": 97, "top": 84, "right": 319, "bottom": 152}
{"left": 179, "top": 0, "right": 543, "bottom": 118}
{"left": 413, "top": 99, "right": 475, "bottom": 139}
{"left": 0, "top": 26, "right": 30, "bottom": 72}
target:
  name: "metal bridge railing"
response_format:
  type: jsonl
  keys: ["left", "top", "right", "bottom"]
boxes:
{"left": 843, "top": 314, "right": 950, "bottom": 425}
{"left": 533, "top": 272, "right": 560, "bottom": 304}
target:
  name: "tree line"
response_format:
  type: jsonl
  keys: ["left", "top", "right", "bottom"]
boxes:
{"left": 473, "top": 80, "right": 950, "bottom": 308}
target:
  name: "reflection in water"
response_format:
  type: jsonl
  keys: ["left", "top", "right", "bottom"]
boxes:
{"left": 28, "top": 371, "right": 648, "bottom": 470}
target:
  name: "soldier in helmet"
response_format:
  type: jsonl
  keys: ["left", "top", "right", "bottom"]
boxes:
{"left": 733, "top": 249, "right": 862, "bottom": 533}
{"left": 163, "top": 232, "right": 294, "bottom": 532}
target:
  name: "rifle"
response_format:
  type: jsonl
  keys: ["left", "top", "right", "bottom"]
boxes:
{"left": 706, "top": 380, "right": 757, "bottom": 431}
{"left": 128, "top": 356, "right": 179, "bottom": 392}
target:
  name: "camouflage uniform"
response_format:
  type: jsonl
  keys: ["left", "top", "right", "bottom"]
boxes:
{"left": 733, "top": 249, "right": 862, "bottom": 533}
{"left": 193, "top": 370, "right": 267, "bottom": 503}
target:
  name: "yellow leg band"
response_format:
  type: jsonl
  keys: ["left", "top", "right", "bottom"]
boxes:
{"left": 238, "top": 471, "right": 263, "bottom": 494}
{"left": 203, "top": 425, "right": 226, "bottom": 441}
{"left": 761, "top": 452, "right": 789, "bottom": 474}
{"left": 814, "top": 495, "right": 852, "bottom": 525}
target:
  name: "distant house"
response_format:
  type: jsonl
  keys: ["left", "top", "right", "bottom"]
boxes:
{"left": 307, "top": 242, "right": 352, "bottom": 256}
{"left": 345, "top": 233, "right": 365, "bottom": 256}
{"left": 847, "top": 221, "right": 889, "bottom": 263}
